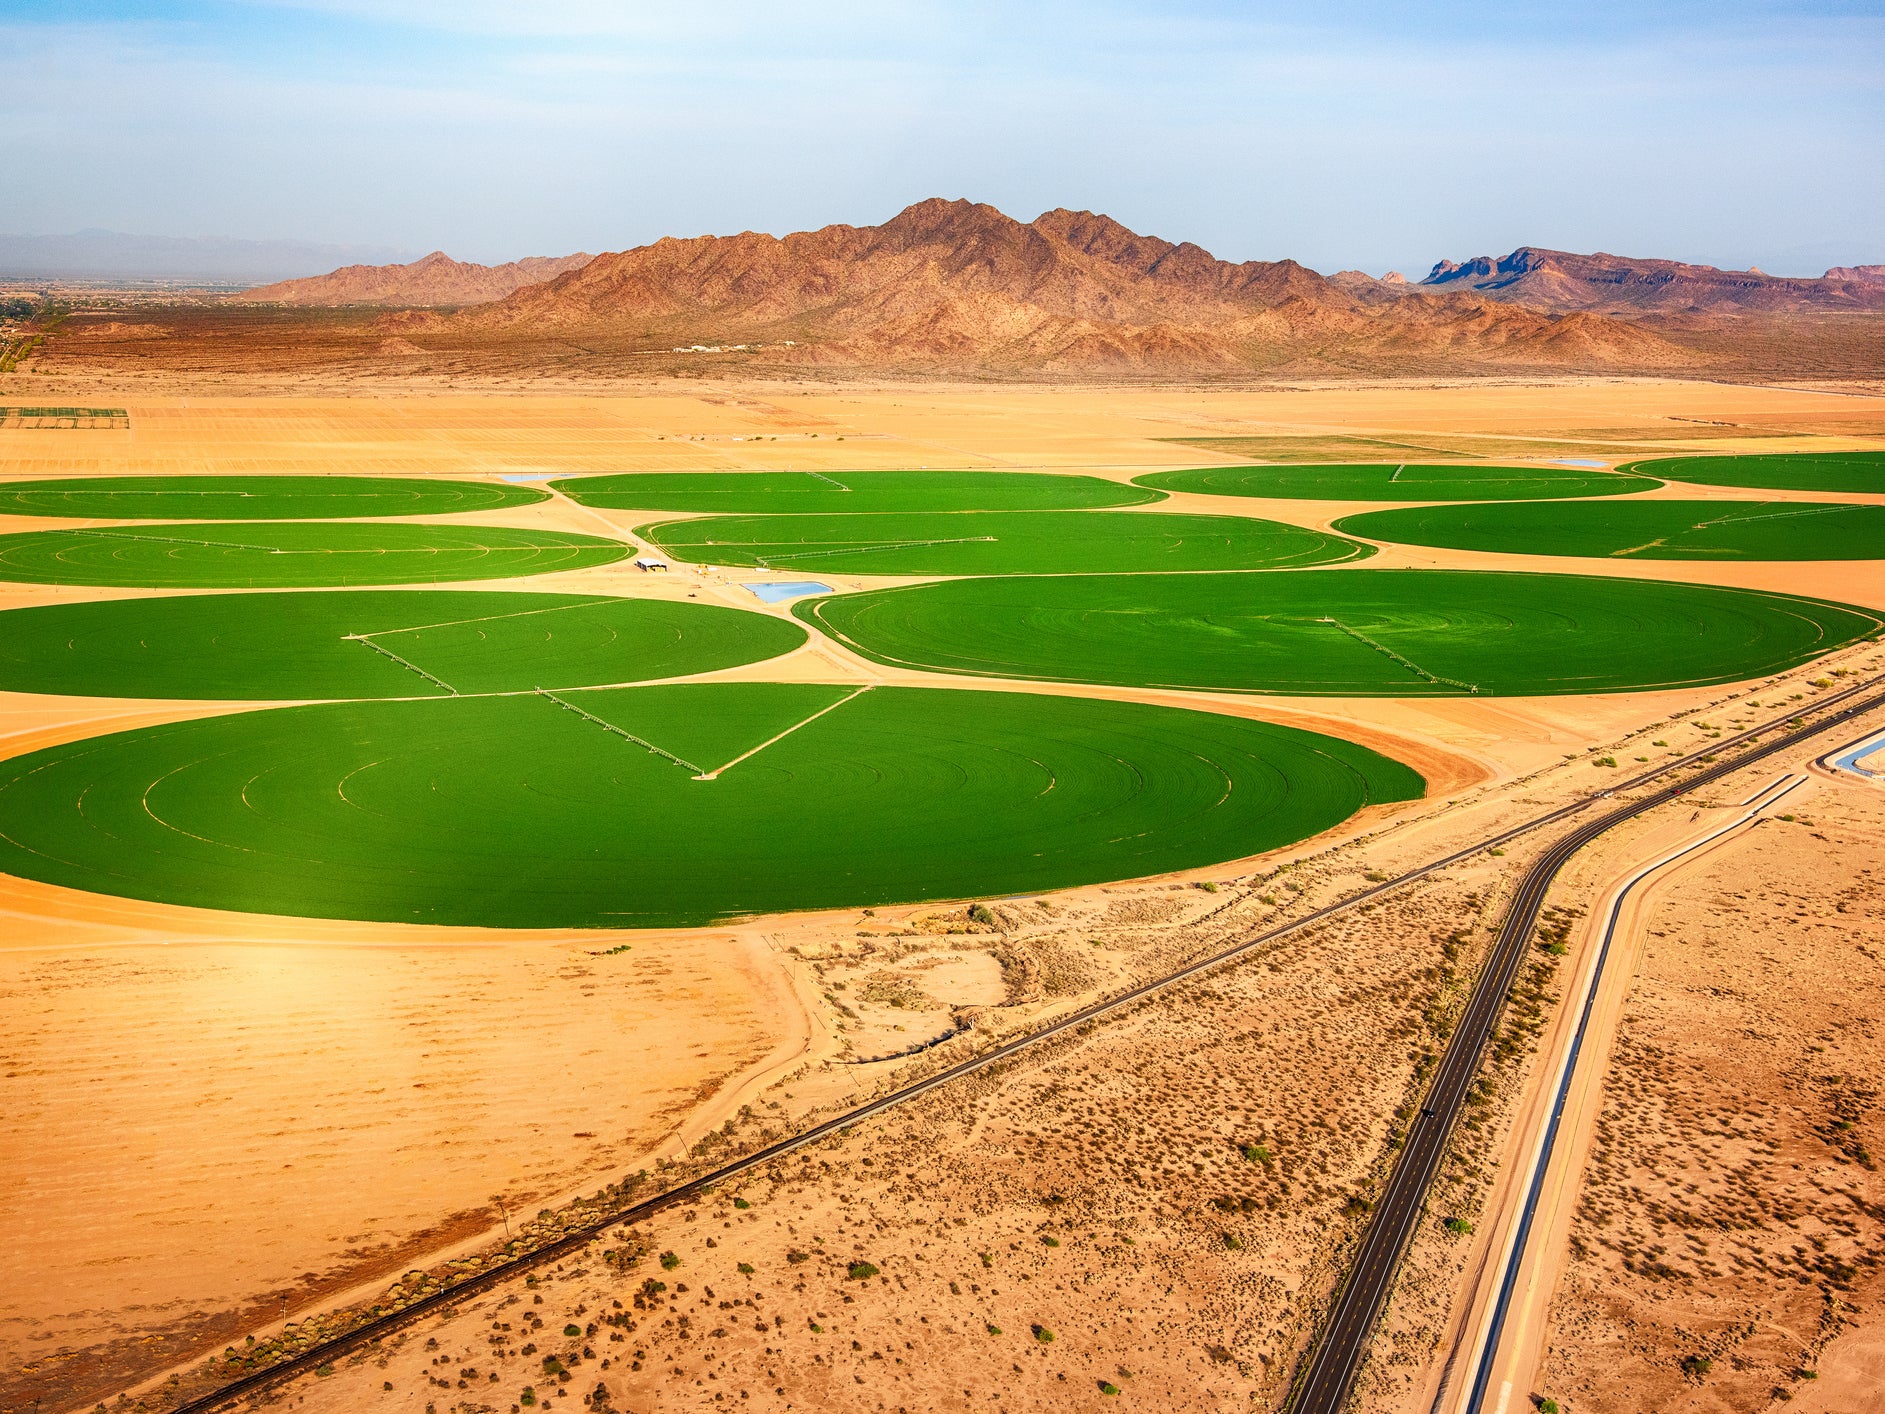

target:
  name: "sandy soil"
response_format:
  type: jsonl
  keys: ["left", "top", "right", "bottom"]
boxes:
{"left": 1528, "top": 769, "right": 1885, "bottom": 1412}
{"left": 2, "top": 378, "right": 1883, "bottom": 1414}
{"left": 0, "top": 930, "right": 814, "bottom": 1404}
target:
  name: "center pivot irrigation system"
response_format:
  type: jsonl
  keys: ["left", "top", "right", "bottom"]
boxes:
{"left": 160, "top": 670, "right": 1885, "bottom": 1414}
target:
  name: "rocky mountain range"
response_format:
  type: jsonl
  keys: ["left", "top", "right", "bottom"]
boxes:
{"left": 237, "top": 250, "right": 593, "bottom": 307}
{"left": 1419, "top": 247, "right": 1885, "bottom": 314}
{"left": 402, "top": 200, "right": 1691, "bottom": 374}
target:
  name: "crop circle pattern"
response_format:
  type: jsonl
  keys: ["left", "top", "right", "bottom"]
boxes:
{"left": 0, "top": 589, "right": 808, "bottom": 700}
{"left": 642, "top": 509, "right": 1370, "bottom": 575}
{"left": 798, "top": 569, "right": 1882, "bottom": 696}
{"left": 0, "top": 475, "right": 546, "bottom": 519}
{"left": 0, "top": 684, "right": 1422, "bottom": 928}
{"left": 555, "top": 470, "right": 1161, "bottom": 513}
{"left": 0, "top": 521, "right": 628, "bottom": 587}
{"left": 1334, "top": 499, "right": 1885, "bottom": 561}
{"left": 1133, "top": 463, "right": 1659, "bottom": 502}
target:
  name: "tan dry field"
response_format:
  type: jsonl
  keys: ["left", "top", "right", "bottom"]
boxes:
{"left": 2, "top": 376, "right": 1884, "bottom": 1414}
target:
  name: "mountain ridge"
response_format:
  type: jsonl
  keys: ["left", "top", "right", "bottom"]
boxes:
{"left": 420, "top": 199, "right": 1694, "bottom": 374}
{"left": 1420, "top": 246, "right": 1885, "bottom": 314}
{"left": 236, "top": 250, "right": 594, "bottom": 307}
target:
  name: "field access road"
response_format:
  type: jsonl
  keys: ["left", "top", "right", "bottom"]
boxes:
{"left": 163, "top": 673, "right": 1885, "bottom": 1414}
{"left": 1285, "top": 682, "right": 1885, "bottom": 1414}
{"left": 1447, "top": 771, "right": 1812, "bottom": 1414}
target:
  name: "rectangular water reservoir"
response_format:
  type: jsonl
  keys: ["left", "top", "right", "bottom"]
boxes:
{"left": 744, "top": 581, "right": 833, "bottom": 603}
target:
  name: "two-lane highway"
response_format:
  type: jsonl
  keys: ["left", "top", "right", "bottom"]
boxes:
{"left": 1287, "top": 679, "right": 1885, "bottom": 1414}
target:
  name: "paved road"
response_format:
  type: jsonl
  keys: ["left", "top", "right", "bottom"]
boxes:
{"left": 1286, "top": 679, "right": 1885, "bottom": 1414}
{"left": 163, "top": 675, "right": 1885, "bottom": 1414}
{"left": 1458, "top": 771, "right": 1809, "bottom": 1413}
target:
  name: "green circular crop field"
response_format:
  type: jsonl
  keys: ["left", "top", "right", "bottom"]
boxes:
{"left": 1336, "top": 499, "right": 1885, "bottom": 560}
{"left": 0, "top": 521, "right": 628, "bottom": 587}
{"left": 1616, "top": 451, "right": 1885, "bottom": 494}
{"left": 797, "top": 570, "right": 1882, "bottom": 696}
{"left": 0, "top": 590, "right": 806, "bottom": 699}
{"left": 1133, "top": 463, "right": 1659, "bottom": 502}
{"left": 0, "top": 684, "right": 1423, "bottom": 928}
{"left": 641, "top": 510, "right": 1370, "bottom": 575}
{"left": 554, "top": 470, "right": 1161, "bottom": 513}
{"left": 0, "top": 475, "right": 546, "bottom": 520}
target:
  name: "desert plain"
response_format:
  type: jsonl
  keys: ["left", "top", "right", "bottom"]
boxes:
{"left": 2, "top": 363, "right": 1883, "bottom": 1414}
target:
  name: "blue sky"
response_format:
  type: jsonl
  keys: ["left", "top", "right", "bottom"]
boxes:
{"left": 2, "top": 1, "right": 1880, "bottom": 275}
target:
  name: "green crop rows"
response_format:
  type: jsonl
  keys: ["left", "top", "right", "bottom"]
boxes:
{"left": 0, "top": 684, "right": 1421, "bottom": 929}
{"left": 1617, "top": 450, "right": 1885, "bottom": 494}
{"left": 0, "top": 521, "right": 628, "bottom": 587}
{"left": 0, "top": 590, "right": 808, "bottom": 699}
{"left": 0, "top": 474, "right": 547, "bottom": 519}
{"left": 798, "top": 569, "right": 1882, "bottom": 696}
{"left": 1133, "top": 462, "right": 1660, "bottom": 502}
{"left": 555, "top": 469, "right": 1161, "bottom": 513}
{"left": 1336, "top": 499, "right": 1885, "bottom": 560}
{"left": 641, "top": 509, "right": 1371, "bottom": 575}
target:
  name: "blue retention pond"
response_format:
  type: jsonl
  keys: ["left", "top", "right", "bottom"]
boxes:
{"left": 744, "top": 581, "right": 833, "bottom": 604}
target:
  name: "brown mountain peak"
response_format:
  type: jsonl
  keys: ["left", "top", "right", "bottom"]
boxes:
{"left": 436, "top": 199, "right": 1698, "bottom": 374}
{"left": 236, "top": 248, "right": 592, "bottom": 307}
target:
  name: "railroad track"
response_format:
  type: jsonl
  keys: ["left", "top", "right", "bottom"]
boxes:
{"left": 159, "top": 672, "right": 1885, "bottom": 1414}
{"left": 1287, "top": 675, "right": 1885, "bottom": 1414}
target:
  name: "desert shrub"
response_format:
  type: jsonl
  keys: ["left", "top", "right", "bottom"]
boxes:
{"left": 1032, "top": 1325, "right": 1054, "bottom": 1344}
{"left": 968, "top": 903, "right": 997, "bottom": 926}
{"left": 1241, "top": 1143, "right": 1272, "bottom": 1164}
{"left": 659, "top": 1251, "right": 680, "bottom": 1270}
{"left": 1682, "top": 1355, "right": 1713, "bottom": 1380}
{"left": 733, "top": 1197, "right": 751, "bottom": 1209}
{"left": 563, "top": 1324, "right": 581, "bottom": 1338}
{"left": 1040, "top": 1235, "right": 1059, "bottom": 1247}
{"left": 986, "top": 1323, "right": 1002, "bottom": 1335}
{"left": 847, "top": 1261, "right": 879, "bottom": 1280}
{"left": 1443, "top": 1216, "right": 1474, "bottom": 1235}
{"left": 737, "top": 1262, "right": 755, "bottom": 1275}
{"left": 1100, "top": 1382, "right": 1122, "bottom": 1396}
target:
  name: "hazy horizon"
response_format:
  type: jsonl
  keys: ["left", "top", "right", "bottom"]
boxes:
{"left": 3, "top": 1, "right": 1881, "bottom": 279}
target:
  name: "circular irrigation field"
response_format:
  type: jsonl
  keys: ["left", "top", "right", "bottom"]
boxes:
{"left": 0, "top": 684, "right": 1423, "bottom": 928}
{"left": 0, "top": 475, "right": 546, "bottom": 520}
{"left": 797, "top": 569, "right": 1883, "bottom": 696}
{"left": 1335, "top": 499, "right": 1885, "bottom": 560}
{"left": 554, "top": 470, "right": 1162, "bottom": 513}
{"left": 641, "top": 510, "right": 1371, "bottom": 575}
{"left": 0, "top": 522, "right": 628, "bottom": 587}
{"left": 1133, "top": 462, "right": 1659, "bottom": 502}
{"left": 0, "top": 590, "right": 806, "bottom": 699}
{"left": 1618, "top": 451, "right": 1885, "bottom": 494}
